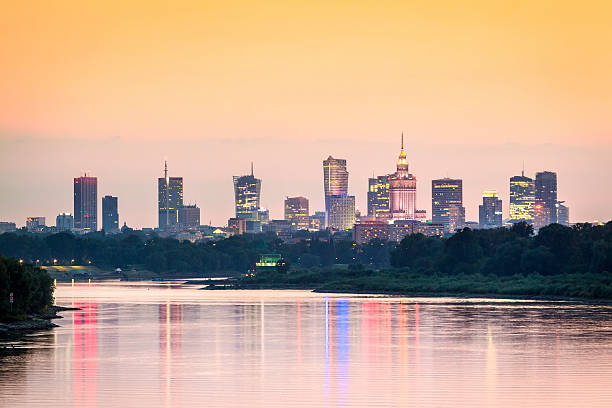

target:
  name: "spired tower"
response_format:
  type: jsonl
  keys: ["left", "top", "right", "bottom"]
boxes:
{"left": 389, "top": 134, "right": 417, "bottom": 219}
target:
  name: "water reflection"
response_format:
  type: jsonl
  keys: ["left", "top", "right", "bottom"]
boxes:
{"left": 2, "top": 284, "right": 612, "bottom": 408}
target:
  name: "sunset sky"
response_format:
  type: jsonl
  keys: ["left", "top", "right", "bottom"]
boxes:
{"left": 1, "top": 1, "right": 611, "bottom": 227}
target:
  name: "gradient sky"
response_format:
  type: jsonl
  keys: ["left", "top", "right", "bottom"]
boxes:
{"left": 1, "top": 1, "right": 611, "bottom": 228}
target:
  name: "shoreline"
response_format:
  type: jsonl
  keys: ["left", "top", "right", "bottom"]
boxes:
{"left": 0, "top": 306, "right": 80, "bottom": 345}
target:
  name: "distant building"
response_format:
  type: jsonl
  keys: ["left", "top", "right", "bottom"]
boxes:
{"left": 389, "top": 135, "right": 417, "bottom": 219}
{"left": 353, "top": 219, "right": 390, "bottom": 243}
{"left": 448, "top": 205, "right": 465, "bottom": 233}
{"left": 509, "top": 172, "right": 535, "bottom": 223}
{"left": 102, "top": 195, "right": 119, "bottom": 233}
{"left": 367, "top": 175, "right": 390, "bottom": 216}
{"left": 158, "top": 161, "right": 183, "bottom": 230}
{"left": 534, "top": 171, "right": 558, "bottom": 229}
{"left": 0, "top": 222, "right": 17, "bottom": 234}
{"left": 323, "top": 156, "right": 349, "bottom": 227}
{"left": 432, "top": 178, "right": 464, "bottom": 231}
{"left": 56, "top": 213, "right": 74, "bottom": 232}
{"left": 26, "top": 217, "right": 46, "bottom": 232}
{"left": 178, "top": 205, "right": 200, "bottom": 230}
{"left": 257, "top": 208, "right": 270, "bottom": 223}
{"left": 310, "top": 211, "right": 326, "bottom": 231}
{"left": 557, "top": 202, "right": 570, "bottom": 226}
{"left": 479, "top": 191, "right": 503, "bottom": 229}
{"left": 74, "top": 175, "right": 97, "bottom": 232}
{"left": 284, "top": 196, "right": 309, "bottom": 230}
{"left": 233, "top": 163, "right": 261, "bottom": 220}
{"left": 227, "top": 218, "right": 247, "bottom": 235}
{"left": 327, "top": 195, "right": 356, "bottom": 231}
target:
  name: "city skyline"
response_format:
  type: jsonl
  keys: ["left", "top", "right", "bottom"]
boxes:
{"left": 0, "top": 141, "right": 586, "bottom": 231}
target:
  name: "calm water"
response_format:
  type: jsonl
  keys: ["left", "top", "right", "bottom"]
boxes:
{"left": 2, "top": 282, "right": 612, "bottom": 407}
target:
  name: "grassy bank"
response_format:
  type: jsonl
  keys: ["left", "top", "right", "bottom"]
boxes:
{"left": 233, "top": 268, "right": 612, "bottom": 301}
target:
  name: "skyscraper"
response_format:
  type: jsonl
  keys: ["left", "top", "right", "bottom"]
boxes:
{"left": 158, "top": 161, "right": 184, "bottom": 230}
{"left": 327, "top": 195, "right": 356, "bottom": 231}
{"left": 284, "top": 196, "right": 310, "bottom": 230}
{"left": 367, "top": 175, "right": 390, "bottom": 216}
{"left": 389, "top": 134, "right": 417, "bottom": 219}
{"left": 509, "top": 170, "right": 535, "bottom": 222}
{"left": 74, "top": 175, "right": 97, "bottom": 232}
{"left": 233, "top": 163, "right": 262, "bottom": 219}
{"left": 432, "top": 178, "right": 464, "bottom": 231}
{"left": 534, "top": 171, "right": 557, "bottom": 228}
{"left": 323, "top": 156, "right": 349, "bottom": 227}
{"left": 102, "top": 195, "right": 119, "bottom": 233}
{"left": 479, "top": 191, "right": 503, "bottom": 229}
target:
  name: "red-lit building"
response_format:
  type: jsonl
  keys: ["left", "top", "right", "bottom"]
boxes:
{"left": 74, "top": 175, "right": 98, "bottom": 232}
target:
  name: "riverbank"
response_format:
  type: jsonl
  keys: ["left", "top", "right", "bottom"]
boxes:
{"left": 0, "top": 306, "right": 79, "bottom": 342}
{"left": 220, "top": 269, "right": 612, "bottom": 303}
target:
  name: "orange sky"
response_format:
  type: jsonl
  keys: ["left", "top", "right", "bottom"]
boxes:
{"left": 1, "top": 1, "right": 611, "bottom": 227}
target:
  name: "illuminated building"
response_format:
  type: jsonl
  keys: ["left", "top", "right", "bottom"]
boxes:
{"left": 534, "top": 171, "right": 558, "bottom": 228}
{"left": 102, "top": 195, "right": 119, "bottom": 233}
{"left": 284, "top": 196, "right": 309, "bottom": 230}
{"left": 448, "top": 205, "right": 465, "bottom": 233}
{"left": 227, "top": 218, "right": 247, "bottom": 234}
{"left": 257, "top": 208, "right": 270, "bottom": 223}
{"left": 323, "top": 156, "right": 349, "bottom": 227}
{"left": 432, "top": 178, "right": 464, "bottom": 231}
{"left": 158, "top": 161, "right": 183, "bottom": 230}
{"left": 178, "top": 205, "right": 200, "bottom": 230}
{"left": 557, "top": 201, "right": 570, "bottom": 226}
{"left": 509, "top": 171, "right": 535, "bottom": 222}
{"left": 367, "top": 175, "right": 390, "bottom": 216}
{"left": 389, "top": 134, "right": 417, "bottom": 219}
{"left": 233, "top": 162, "right": 261, "bottom": 220}
{"left": 56, "top": 213, "right": 74, "bottom": 232}
{"left": 26, "top": 217, "right": 46, "bottom": 232}
{"left": 310, "top": 211, "right": 326, "bottom": 231}
{"left": 327, "top": 195, "right": 355, "bottom": 231}
{"left": 353, "top": 220, "right": 390, "bottom": 243}
{"left": 74, "top": 175, "right": 97, "bottom": 232}
{"left": 479, "top": 191, "right": 503, "bottom": 229}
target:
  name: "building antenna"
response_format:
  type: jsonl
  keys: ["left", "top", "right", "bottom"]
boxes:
{"left": 522, "top": 160, "right": 525, "bottom": 177}
{"left": 401, "top": 132, "right": 404, "bottom": 150}
{"left": 164, "top": 160, "right": 169, "bottom": 229}
{"left": 251, "top": 161, "right": 254, "bottom": 176}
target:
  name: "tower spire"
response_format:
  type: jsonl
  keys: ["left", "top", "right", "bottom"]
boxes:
{"left": 401, "top": 132, "right": 404, "bottom": 150}
{"left": 251, "top": 161, "right": 254, "bottom": 176}
{"left": 522, "top": 160, "right": 525, "bottom": 177}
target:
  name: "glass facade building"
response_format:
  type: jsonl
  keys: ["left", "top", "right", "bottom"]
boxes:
{"left": 367, "top": 175, "right": 390, "bottom": 216}
{"left": 432, "top": 178, "right": 463, "bottom": 231}
{"left": 323, "top": 156, "right": 349, "bottom": 227}
{"left": 479, "top": 190, "right": 503, "bottom": 229}
{"left": 102, "top": 195, "right": 119, "bottom": 233}
{"left": 509, "top": 174, "right": 535, "bottom": 222}
{"left": 233, "top": 164, "right": 262, "bottom": 220}
{"left": 74, "top": 175, "right": 98, "bottom": 232}
{"left": 534, "top": 171, "right": 557, "bottom": 228}
{"left": 327, "top": 195, "right": 355, "bottom": 231}
{"left": 158, "top": 176, "right": 183, "bottom": 229}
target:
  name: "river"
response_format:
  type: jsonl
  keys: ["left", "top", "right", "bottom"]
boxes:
{"left": 1, "top": 281, "right": 612, "bottom": 407}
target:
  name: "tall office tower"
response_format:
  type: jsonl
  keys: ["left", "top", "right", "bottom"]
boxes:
{"left": 233, "top": 163, "right": 262, "bottom": 220}
{"left": 26, "top": 217, "right": 46, "bottom": 231}
{"left": 389, "top": 134, "right": 417, "bottom": 219}
{"left": 284, "top": 196, "right": 310, "bottom": 230}
{"left": 367, "top": 175, "right": 390, "bottom": 216}
{"left": 432, "top": 178, "right": 464, "bottom": 230}
{"left": 479, "top": 191, "right": 503, "bottom": 229}
{"left": 74, "top": 175, "right": 98, "bottom": 232}
{"left": 178, "top": 205, "right": 200, "bottom": 230}
{"left": 158, "top": 161, "right": 184, "bottom": 230}
{"left": 327, "top": 195, "right": 356, "bottom": 231}
{"left": 323, "top": 156, "right": 349, "bottom": 226}
{"left": 557, "top": 202, "right": 570, "bottom": 226}
{"left": 509, "top": 170, "right": 535, "bottom": 222}
{"left": 102, "top": 195, "right": 119, "bottom": 233}
{"left": 448, "top": 205, "right": 466, "bottom": 233}
{"left": 56, "top": 213, "right": 74, "bottom": 232}
{"left": 534, "top": 171, "right": 558, "bottom": 228}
